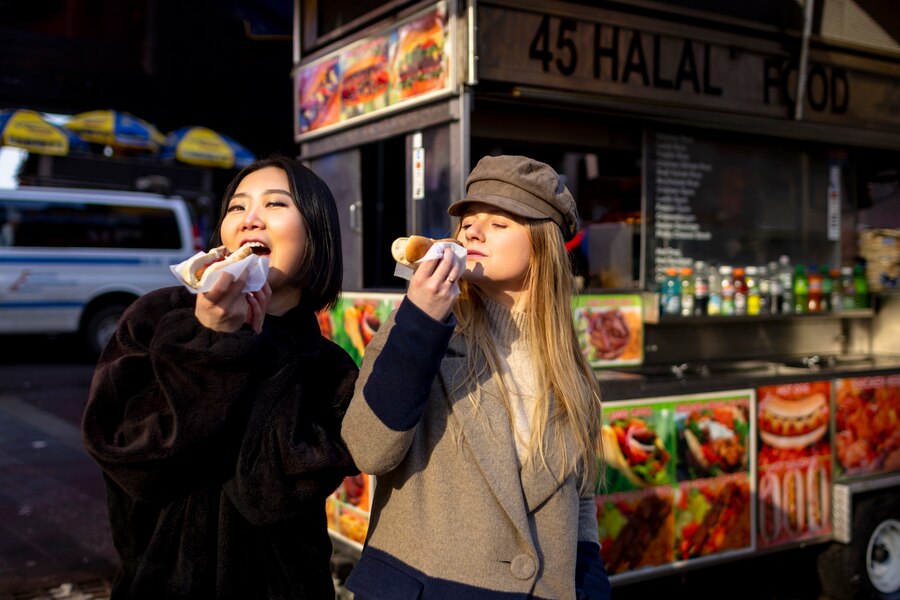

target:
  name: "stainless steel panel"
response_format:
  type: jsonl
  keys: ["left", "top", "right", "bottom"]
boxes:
{"left": 307, "top": 149, "right": 364, "bottom": 289}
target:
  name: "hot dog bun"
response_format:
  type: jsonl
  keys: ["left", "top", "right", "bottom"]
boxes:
{"left": 391, "top": 235, "right": 460, "bottom": 267}
{"left": 181, "top": 243, "right": 257, "bottom": 289}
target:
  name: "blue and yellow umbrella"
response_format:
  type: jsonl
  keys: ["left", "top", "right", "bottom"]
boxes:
{"left": 65, "top": 109, "right": 165, "bottom": 151}
{"left": 0, "top": 109, "right": 85, "bottom": 156}
{"left": 161, "top": 126, "right": 255, "bottom": 169}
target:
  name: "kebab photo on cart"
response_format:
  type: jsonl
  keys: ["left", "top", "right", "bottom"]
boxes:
{"left": 600, "top": 407, "right": 674, "bottom": 489}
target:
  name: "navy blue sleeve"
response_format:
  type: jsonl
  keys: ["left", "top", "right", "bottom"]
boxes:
{"left": 361, "top": 298, "right": 456, "bottom": 431}
{"left": 575, "top": 541, "right": 611, "bottom": 600}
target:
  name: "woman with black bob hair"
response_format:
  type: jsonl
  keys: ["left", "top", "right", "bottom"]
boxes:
{"left": 208, "top": 155, "right": 343, "bottom": 312}
{"left": 83, "top": 155, "right": 359, "bottom": 599}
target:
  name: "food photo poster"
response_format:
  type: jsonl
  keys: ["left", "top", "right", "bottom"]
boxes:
{"left": 834, "top": 374, "right": 900, "bottom": 479}
{"left": 573, "top": 294, "right": 644, "bottom": 368}
{"left": 596, "top": 391, "right": 755, "bottom": 576}
{"left": 295, "top": 1, "right": 451, "bottom": 137}
{"left": 317, "top": 292, "right": 403, "bottom": 366}
{"left": 756, "top": 381, "right": 833, "bottom": 548}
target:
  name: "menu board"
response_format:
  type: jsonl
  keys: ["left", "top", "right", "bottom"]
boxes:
{"left": 834, "top": 374, "right": 900, "bottom": 479}
{"left": 597, "top": 391, "right": 754, "bottom": 576}
{"left": 295, "top": 2, "right": 453, "bottom": 139}
{"left": 756, "top": 381, "right": 832, "bottom": 548}
{"left": 645, "top": 128, "right": 838, "bottom": 286}
{"left": 573, "top": 294, "right": 643, "bottom": 368}
{"left": 317, "top": 291, "right": 404, "bottom": 366}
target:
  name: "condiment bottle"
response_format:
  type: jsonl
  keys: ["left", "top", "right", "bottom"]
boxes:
{"left": 829, "top": 267, "right": 842, "bottom": 312}
{"left": 807, "top": 265, "right": 822, "bottom": 313}
{"left": 680, "top": 267, "right": 695, "bottom": 317}
{"left": 720, "top": 266, "right": 735, "bottom": 316}
{"left": 662, "top": 267, "right": 681, "bottom": 316}
{"left": 693, "top": 260, "right": 709, "bottom": 316}
{"left": 733, "top": 267, "right": 748, "bottom": 316}
{"left": 793, "top": 265, "right": 808, "bottom": 314}
{"left": 707, "top": 263, "right": 722, "bottom": 316}
{"left": 768, "top": 260, "right": 782, "bottom": 314}
{"left": 746, "top": 266, "right": 761, "bottom": 316}
{"left": 840, "top": 266, "right": 855, "bottom": 310}
{"left": 778, "top": 255, "right": 794, "bottom": 314}
{"left": 854, "top": 265, "right": 869, "bottom": 308}
{"left": 757, "top": 265, "right": 770, "bottom": 314}
{"left": 820, "top": 265, "right": 833, "bottom": 312}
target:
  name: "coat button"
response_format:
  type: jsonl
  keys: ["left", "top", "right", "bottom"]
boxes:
{"left": 510, "top": 554, "right": 536, "bottom": 580}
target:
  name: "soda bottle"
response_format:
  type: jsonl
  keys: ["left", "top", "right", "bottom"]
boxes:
{"left": 720, "top": 266, "right": 735, "bottom": 316}
{"left": 707, "top": 264, "right": 723, "bottom": 316}
{"left": 768, "top": 261, "right": 783, "bottom": 314}
{"left": 840, "top": 266, "right": 855, "bottom": 310}
{"left": 778, "top": 255, "right": 794, "bottom": 314}
{"left": 854, "top": 265, "right": 869, "bottom": 308}
{"left": 829, "top": 267, "right": 842, "bottom": 312}
{"left": 746, "top": 266, "right": 761, "bottom": 315}
{"left": 733, "top": 267, "right": 748, "bottom": 316}
{"left": 679, "top": 267, "right": 695, "bottom": 317}
{"left": 807, "top": 265, "right": 822, "bottom": 313}
{"left": 662, "top": 267, "right": 681, "bottom": 316}
{"left": 693, "top": 260, "right": 709, "bottom": 316}
{"left": 793, "top": 265, "right": 808, "bottom": 314}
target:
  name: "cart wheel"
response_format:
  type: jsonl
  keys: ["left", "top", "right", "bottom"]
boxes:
{"left": 818, "top": 492, "right": 900, "bottom": 600}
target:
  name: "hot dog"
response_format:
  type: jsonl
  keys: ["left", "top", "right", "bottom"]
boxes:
{"left": 180, "top": 242, "right": 264, "bottom": 289}
{"left": 391, "top": 235, "right": 462, "bottom": 267}
{"left": 805, "top": 462, "right": 830, "bottom": 532}
{"left": 759, "top": 392, "right": 829, "bottom": 449}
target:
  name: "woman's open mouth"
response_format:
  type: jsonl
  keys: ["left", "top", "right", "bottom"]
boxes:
{"left": 243, "top": 241, "right": 271, "bottom": 256}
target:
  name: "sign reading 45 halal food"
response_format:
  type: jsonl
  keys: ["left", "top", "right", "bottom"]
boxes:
{"left": 476, "top": 4, "right": 853, "bottom": 120}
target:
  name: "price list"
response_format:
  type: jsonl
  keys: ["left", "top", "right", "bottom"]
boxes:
{"left": 651, "top": 132, "right": 712, "bottom": 279}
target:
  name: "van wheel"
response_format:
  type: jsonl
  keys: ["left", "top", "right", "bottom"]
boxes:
{"left": 83, "top": 303, "right": 129, "bottom": 356}
{"left": 817, "top": 493, "right": 900, "bottom": 600}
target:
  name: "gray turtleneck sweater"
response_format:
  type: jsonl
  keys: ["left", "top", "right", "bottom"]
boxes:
{"left": 482, "top": 295, "right": 537, "bottom": 464}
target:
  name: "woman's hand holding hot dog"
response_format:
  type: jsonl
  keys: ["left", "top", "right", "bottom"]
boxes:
{"left": 406, "top": 247, "right": 461, "bottom": 322}
{"left": 195, "top": 271, "right": 272, "bottom": 334}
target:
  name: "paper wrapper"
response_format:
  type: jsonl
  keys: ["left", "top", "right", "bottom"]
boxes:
{"left": 170, "top": 252, "right": 270, "bottom": 294}
{"left": 393, "top": 241, "right": 467, "bottom": 280}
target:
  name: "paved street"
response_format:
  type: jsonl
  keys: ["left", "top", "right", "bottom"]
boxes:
{"left": 0, "top": 336, "right": 115, "bottom": 599}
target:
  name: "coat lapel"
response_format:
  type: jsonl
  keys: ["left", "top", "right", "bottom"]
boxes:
{"left": 439, "top": 348, "right": 533, "bottom": 542}
{"left": 519, "top": 418, "right": 572, "bottom": 511}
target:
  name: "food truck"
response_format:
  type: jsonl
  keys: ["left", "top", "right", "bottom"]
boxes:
{"left": 292, "top": 1, "right": 900, "bottom": 597}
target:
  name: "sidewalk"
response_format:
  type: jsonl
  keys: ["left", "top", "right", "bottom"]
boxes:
{"left": 0, "top": 376, "right": 116, "bottom": 599}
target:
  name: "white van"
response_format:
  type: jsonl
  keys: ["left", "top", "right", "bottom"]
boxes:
{"left": 0, "top": 186, "right": 200, "bottom": 354}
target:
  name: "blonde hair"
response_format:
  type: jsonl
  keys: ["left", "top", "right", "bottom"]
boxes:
{"left": 453, "top": 218, "right": 603, "bottom": 495}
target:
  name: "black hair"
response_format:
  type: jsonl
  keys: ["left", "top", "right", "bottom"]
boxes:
{"left": 210, "top": 155, "right": 343, "bottom": 312}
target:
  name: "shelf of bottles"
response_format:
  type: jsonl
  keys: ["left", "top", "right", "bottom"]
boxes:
{"left": 657, "top": 256, "right": 873, "bottom": 323}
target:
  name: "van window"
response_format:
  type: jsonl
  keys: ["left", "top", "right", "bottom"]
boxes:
{"left": 0, "top": 199, "right": 182, "bottom": 249}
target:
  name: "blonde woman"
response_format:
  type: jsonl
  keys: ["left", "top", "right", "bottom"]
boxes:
{"left": 342, "top": 155, "right": 610, "bottom": 599}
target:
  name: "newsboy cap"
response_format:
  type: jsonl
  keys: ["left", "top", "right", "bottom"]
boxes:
{"left": 448, "top": 155, "right": 579, "bottom": 241}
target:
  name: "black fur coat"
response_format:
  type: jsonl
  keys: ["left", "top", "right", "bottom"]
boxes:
{"left": 82, "top": 286, "right": 358, "bottom": 599}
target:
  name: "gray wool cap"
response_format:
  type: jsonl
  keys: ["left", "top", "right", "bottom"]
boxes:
{"left": 448, "top": 155, "right": 579, "bottom": 241}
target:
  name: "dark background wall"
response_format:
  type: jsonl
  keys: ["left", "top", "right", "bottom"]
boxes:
{"left": 0, "top": 0, "right": 295, "bottom": 159}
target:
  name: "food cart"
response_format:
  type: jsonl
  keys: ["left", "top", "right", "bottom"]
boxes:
{"left": 293, "top": 1, "right": 900, "bottom": 597}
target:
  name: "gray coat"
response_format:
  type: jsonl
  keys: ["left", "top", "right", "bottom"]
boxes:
{"left": 341, "top": 301, "right": 599, "bottom": 600}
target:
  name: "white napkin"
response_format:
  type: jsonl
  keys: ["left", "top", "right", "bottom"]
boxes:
{"left": 393, "top": 240, "right": 467, "bottom": 281}
{"left": 170, "top": 252, "right": 270, "bottom": 294}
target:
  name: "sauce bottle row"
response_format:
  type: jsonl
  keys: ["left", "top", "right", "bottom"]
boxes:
{"left": 660, "top": 256, "right": 870, "bottom": 317}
